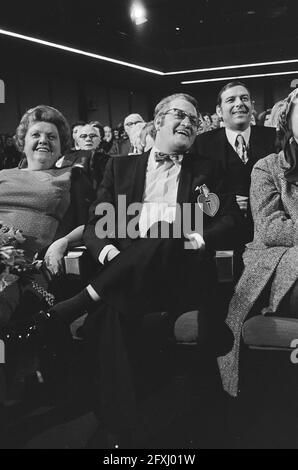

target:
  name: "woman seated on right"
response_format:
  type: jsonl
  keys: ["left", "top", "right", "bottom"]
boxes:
{"left": 220, "top": 88, "right": 298, "bottom": 397}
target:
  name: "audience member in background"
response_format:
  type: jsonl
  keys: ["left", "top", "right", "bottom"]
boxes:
{"left": 128, "top": 121, "right": 146, "bottom": 154}
{"left": 60, "top": 123, "right": 109, "bottom": 188}
{"left": 115, "top": 123, "right": 129, "bottom": 155}
{"left": 258, "top": 109, "right": 272, "bottom": 127}
{"left": 104, "top": 126, "right": 121, "bottom": 156}
{"left": 75, "top": 123, "right": 101, "bottom": 152}
{"left": 220, "top": 88, "right": 298, "bottom": 398}
{"left": 71, "top": 121, "right": 85, "bottom": 151}
{"left": 102, "top": 126, "right": 113, "bottom": 152}
{"left": 89, "top": 121, "right": 105, "bottom": 147}
{"left": 0, "top": 105, "right": 94, "bottom": 327}
{"left": 140, "top": 120, "right": 155, "bottom": 152}
{"left": 121, "top": 113, "right": 145, "bottom": 155}
{"left": 113, "top": 128, "right": 120, "bottom": 141}
{"left": 211, "top": 113, "right": 221, "bottom": 129}
{"left": 2, "top": 134, "right": 22, "bottom": 168}
{"left": 202, "top": 112, "right": 213, "bottom": 132}
{"left": 250, "top": 110, "right": 258, "bottom": 126}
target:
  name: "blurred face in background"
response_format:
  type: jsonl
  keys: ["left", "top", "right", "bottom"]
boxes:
{"left": 104, "top": 126, "right": 113, "bottom": 142}
{"left": 72, "top": 125, "right": 83, "bottom": 149}
{"left": 76, "top": 124, "right": 101, "bottom": 151}
{"left": 124, "top": 114, "right": 144, "bottom": 141}
{"left": 211, "top": 113, "right": 220, "bottom": 128}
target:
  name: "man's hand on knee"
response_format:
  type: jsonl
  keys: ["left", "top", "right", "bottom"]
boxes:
{"left": 185, "top": 233, "right": 205, "bottom": 251}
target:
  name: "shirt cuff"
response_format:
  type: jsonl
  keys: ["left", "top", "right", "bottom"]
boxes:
{"left": 98, "top": 244, "right": 118, "bottom": 265}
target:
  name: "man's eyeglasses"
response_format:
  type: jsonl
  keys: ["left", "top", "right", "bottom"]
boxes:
{"left": 125, "top": 120, "right": 143, "bottom": 127}
{"left": 79, "top": 134, "right": 100, "bottom": 140}
{"left": 163, "top": 108, "right": 201, "bottom": 128}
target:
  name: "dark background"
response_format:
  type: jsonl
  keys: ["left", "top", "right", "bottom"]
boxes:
{"left": 0, "top": 0, "right": 297, "bottom": 130}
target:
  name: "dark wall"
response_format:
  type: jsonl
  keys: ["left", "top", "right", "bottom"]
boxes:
{"left": 0, "top": 36, "right": 296, "bottom": 133}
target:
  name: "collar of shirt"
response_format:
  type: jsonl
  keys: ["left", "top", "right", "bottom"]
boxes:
{"left": 225, "top": 126, "right": 251, "bottom": 151}
{"left": 148, "top": 146, "right": 184, "bottom": 170}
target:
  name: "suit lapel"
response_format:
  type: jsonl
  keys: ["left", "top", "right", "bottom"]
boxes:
{"left": 218, "top": 129, "right": 229, "bottom": 172}
{"left": 130, "top": 151, "right": 150, "bottom": 203}
{"left": 177, "top": 156, "right": 192, "bottom": 204}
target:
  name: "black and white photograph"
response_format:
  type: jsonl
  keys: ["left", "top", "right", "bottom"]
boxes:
{"left": 0, "top": 0, "right": 298, "bottom": 451}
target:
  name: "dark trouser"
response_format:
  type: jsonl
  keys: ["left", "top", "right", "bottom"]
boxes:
{"left": 83, "top": 235, "right": 223, "bottom": 435}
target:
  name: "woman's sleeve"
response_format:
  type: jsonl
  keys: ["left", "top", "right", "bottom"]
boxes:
{"left": 250, "top": 158, "right": 298, "bottom": 247}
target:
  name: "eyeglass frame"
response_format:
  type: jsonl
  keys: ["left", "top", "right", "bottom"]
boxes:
{"left": 124, "top": 120, "right": 143, "bottom": 128}
{"left": 162, "top": 108, "right": 202, "bottom": 128}
{"left": 78, "top": 133, "right": 100, "bottom": 140}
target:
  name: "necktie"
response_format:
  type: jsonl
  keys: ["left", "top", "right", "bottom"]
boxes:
{"left": 235, "top": 134, "right": 248, "bottom": 164}
{"left": 154, "top": 152, "right": 181, "bottom": 164}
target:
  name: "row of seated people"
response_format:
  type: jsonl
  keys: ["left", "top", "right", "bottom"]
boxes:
{"left": 0, "top": 81, "right": 296, "bottom": 448}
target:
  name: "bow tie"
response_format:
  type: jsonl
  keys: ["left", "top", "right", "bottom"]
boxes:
{"left": 154, "top": 152, "right": 182, "bottom": 164}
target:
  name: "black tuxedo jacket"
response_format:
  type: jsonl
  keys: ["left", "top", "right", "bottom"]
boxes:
{"left": 83, "top": 151, "right": 244, "bottom": 260}
{"left": 193, "top": 126, "right": 276, "bottom": 194}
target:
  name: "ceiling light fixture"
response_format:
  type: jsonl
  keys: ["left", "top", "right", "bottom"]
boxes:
{"left": 130, "top": 3, "right": 148, "bottom": 25}
{"left": 0, "top": 27, "right": 163, "bottom": 75}
{"left": 1, "top": 27, "right": 298, "bottom": 82}
{"left": 181, "top": 70, "right": 298, "bottom": 85}
{"left": 165, "top": 58, "right": 298, "bottom": 76}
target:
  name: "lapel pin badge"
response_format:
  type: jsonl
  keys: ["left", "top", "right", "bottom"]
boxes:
{"left": 197, "top": 184, "right": 220, "bottom": 217}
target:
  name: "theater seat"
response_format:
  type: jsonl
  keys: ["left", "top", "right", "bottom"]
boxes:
{"left": 174, "top": 310, "right": 198, "bottom": 344}
{"left": 242, "top": 315, "right": 298, "bottom": 350}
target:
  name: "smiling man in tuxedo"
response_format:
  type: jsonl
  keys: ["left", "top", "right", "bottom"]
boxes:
{"left": 47, "top": 93, "right": 243, "bottom": 447}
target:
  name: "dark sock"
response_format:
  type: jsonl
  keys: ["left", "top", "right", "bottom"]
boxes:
{"left": 50, "top": 288, "right": 98, "bottom": 325}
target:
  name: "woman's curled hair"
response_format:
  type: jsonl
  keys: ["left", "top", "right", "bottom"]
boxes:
{"left": 15, "top": 105, "right": 71, "bottom": 155}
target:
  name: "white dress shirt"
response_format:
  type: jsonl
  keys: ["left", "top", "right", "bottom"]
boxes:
{"left": 99, "top": 146, "right": 203, "bottom": 264}
{"left": 225, "top": 126, "right": 251, "bottom": 156}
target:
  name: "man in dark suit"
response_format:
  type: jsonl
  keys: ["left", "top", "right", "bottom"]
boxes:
{"left": 194, "top": 81, "right": 276, "bottom": 205}
{"left": 46, "top": 93, "right": 243, "bottom": 447}
{"left": 193, "top": 82, "right": 276, "bottom": 260}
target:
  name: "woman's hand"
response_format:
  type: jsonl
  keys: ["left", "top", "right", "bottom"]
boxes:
{"left": 44, "top": 237, "right": 69, "bottom": 276}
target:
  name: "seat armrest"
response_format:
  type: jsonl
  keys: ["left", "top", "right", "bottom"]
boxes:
{"left": 215, "top": 250, "right": 234, "bottom": 283}
{"left": 64, "top": 247, "right": 234, "bottom": 282}
{"left": 64, "top": 246, "right": 87, "bottom": 277}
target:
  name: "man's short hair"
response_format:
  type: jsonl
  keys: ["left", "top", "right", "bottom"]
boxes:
{"left": 216, "top": 81, "right": 251, "bottom": 107}
{"left": 154, "top": 93, "right": 199, "bottom": 119}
